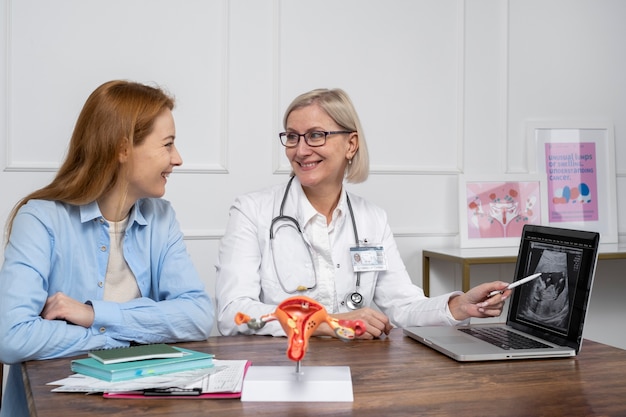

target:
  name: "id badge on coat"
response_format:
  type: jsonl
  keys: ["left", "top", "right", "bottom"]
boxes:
{"left": 350, "top": 245, "right": 387, "bottom": 272}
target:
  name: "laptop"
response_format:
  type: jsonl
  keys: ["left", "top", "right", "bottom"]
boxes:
{"left": 404, "top": 224, "right": 600, "bottom": 361}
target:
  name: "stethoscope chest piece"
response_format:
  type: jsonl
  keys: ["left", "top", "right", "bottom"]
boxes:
{"left": 344, "top": 291, "right": 364, "bottom": 310}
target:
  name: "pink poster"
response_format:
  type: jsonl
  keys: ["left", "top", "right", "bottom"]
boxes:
{"left": 544, "top": 142, "right": 598, "bottom": 222}
{"left": 465, "top": 181, "right": 541, "bottom": 239}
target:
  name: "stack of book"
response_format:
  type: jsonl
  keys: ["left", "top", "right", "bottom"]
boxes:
{"left": 71, "top": 344, "right": 215, "bottom": 382}
{"left": 54, "top": 344, "right": 250, "bottom": 398}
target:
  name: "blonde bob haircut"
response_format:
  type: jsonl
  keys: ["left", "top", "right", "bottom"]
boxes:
{"left": 283, "top": 88, "right": 369, "bottom": 184}
{"left": 5, "top": 80, "right": 174, "bottom": 241}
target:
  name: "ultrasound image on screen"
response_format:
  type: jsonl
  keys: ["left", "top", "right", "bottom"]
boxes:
{"left": 515, "top": 242, "right": 583, "bottom": 335}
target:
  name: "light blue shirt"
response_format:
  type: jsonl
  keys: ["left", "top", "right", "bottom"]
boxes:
{"left": 0, "top": 199, "right": 214, "bottom": 417}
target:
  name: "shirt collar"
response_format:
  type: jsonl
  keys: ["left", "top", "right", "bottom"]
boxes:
{"left": 79, "top": 201, "right": 103, "bottom": 223}
{"left": 79, "top": 200, "right": 148, "bottom": 226}
{"left": 290, "top": 177, "right": 347, "bottom": 228}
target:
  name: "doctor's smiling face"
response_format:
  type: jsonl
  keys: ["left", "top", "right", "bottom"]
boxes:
{"left": 284, "top": 103, "right": 358, "bottom": 193}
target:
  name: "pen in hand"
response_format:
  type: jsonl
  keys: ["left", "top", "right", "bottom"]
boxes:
{"left": 488, "top": 273, "right": 542, "bottom": 297}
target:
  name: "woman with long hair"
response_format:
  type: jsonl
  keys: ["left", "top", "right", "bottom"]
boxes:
{"left": 0, "top": 80, "right": 214, "bottom": 417}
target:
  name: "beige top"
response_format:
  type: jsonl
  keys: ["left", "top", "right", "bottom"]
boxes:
{"left": 103, "top": 217, "right": 140, "bottom": 302}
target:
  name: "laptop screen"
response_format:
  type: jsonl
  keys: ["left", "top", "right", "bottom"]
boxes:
{"left": 507, "top": 225, "right": 599, "bottom": 351}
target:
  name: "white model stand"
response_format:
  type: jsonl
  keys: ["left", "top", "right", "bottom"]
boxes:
{"left": 241, "top": 365, "right": 353, "bottom": 402}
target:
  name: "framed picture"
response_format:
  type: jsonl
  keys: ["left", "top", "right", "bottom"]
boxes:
{"left": 526, "top": 121, "right": 618, "bottom": 243}
{"left": 459, "top": 174, "right": 546, "bottom": 248}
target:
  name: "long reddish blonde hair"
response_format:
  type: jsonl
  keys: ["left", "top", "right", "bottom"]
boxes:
{"left": 5, "top": 80, "right": 174, "bottom": 241}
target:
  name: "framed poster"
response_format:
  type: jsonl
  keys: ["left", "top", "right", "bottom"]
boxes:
{"left": 526, "top": 121, "right": 618, "bottom": 243}
{"left": 459, "top": 175, "right": 546, "bottom": 248}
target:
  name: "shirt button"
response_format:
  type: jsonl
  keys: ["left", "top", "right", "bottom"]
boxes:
{"left": 99, "top": 327, "right": 106, "bottom": 333}
{"left": 99, "top": 218, "right": 105, "bottom": 224}
{"left": 98, "top": 281, "right": 104, "bottom": 288}
{"left": 100, "top": 245, "right": 107, "bottom": 252}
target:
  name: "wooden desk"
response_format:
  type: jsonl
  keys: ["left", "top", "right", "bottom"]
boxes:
{"left": 422, "top": 243, "right": 626, "bottom": 296}
{"left": 22, "top": 329, "right": 626, "bottom": 416}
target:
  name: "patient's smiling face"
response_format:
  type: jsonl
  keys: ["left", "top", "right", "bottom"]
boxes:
{"left": 126, "top": 109, "right": 182, "bottom": 202}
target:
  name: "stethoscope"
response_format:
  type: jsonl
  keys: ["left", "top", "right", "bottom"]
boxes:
{"left": 269, "top": 176, "right": 364, "bottom": 310}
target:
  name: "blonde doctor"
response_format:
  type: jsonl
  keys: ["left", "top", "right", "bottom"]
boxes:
{"left": 215, "top": 88, "right": 510, "bottom": 339}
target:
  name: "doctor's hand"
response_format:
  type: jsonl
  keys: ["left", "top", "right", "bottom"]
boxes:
{"left": 316, "top": 308, "right": 393, "bottom": 340}
{"left": 41, "top": 291, "right": 95, "bottom": 328}
{"left": 448, "top": 281, "right": 511, "bottom": 321}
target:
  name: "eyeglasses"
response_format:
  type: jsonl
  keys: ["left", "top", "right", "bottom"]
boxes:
{"left": 278, "top": 130, "right": 354, "bottom": 148}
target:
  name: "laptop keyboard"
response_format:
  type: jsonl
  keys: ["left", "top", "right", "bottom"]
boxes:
{"left": 458, "top": 327, "right": 553, "bottom": 350}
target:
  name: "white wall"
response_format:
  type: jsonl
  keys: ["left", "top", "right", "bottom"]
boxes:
{"left": 1, "top": 0, "right": 624, "bottom": 359}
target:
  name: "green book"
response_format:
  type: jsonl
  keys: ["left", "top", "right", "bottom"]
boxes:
{"left": 88, "top": 343, "right": 183, "bottom": 364}
{"left": 71, "top": 347, "right": 214, "bottom": 382}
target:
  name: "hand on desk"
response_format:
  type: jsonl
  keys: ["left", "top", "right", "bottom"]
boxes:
{"left": 41, "top": 291, "right": 95, "bottom": 328}
{"left": 316, "top": 308, "right": 393, "bottom": 340}
{"left": 448, "top": 281, "right": 511, "bottom": 321}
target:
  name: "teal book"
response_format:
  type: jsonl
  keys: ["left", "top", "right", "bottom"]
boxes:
{"left": 71, "top": 347, "right": 214, "bottom": 382}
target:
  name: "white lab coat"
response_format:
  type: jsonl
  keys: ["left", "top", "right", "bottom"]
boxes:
{"left": 216, "top": 177, "right": 464, "bottom": 336}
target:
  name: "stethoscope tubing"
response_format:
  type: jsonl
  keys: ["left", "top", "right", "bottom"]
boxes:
{"left": 269, "top": 177, "right": 363, "bottom": 308}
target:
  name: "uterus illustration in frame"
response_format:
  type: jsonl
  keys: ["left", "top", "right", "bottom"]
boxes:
{"left": 464, "top": 179, "right": 543, "bottom": 240}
